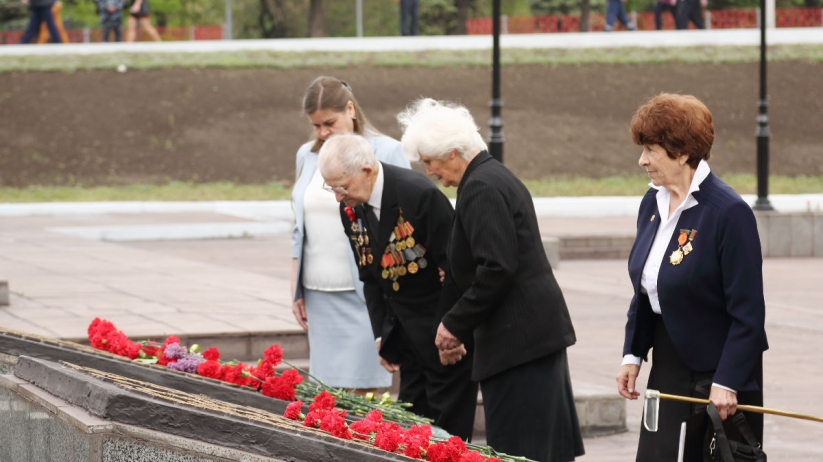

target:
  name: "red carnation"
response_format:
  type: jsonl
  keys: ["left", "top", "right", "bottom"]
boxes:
{"left": 344, "top": 206, "right": 356, "bottom": 222}
{"left": 303, "top": 410, "right": 324, "bottom": 428}
{"left": 365, "top": 410, "right": 383, "bottom": 422}
{"left": 280, "top": 369, "right": 303, "bottom": 386}
{"left": 488, "top": 458, "right": 502, "bottom": 462}
{"left": 373, "top": 421, "right": 404, "bottom": 452}
{"left": 459, "top": 451, "right": 487, "bottom": 462}
{"left": 202, "top": 347, "right": 220, "bottom": 361}
{"left": 264, "top": 344, "right": 283, "bottom": 366}
{"left": 253, "top": 359, "right": 276, "bottom": 381}
{"left": 284, "top": 401, "right": 304, "bottom": 421}
{"left": 320, "top": 410, "right": 352, "bottom": 440}
{"left": 350, "top": 419, "right": 379, "bottom": 440}
{"left": 161, "top": 335, "right": 181, "bottom": 349}
{"left": 157, "top": 352, "right": 175, "bottom": 366}
{"left": 426, "top": 436, "right": 467, "bottom": 462}
{"left": 309, "top": 391, "right": 336, "bottom": 412}
{"left": 261, "top": 376, "right": 297, "bottom": 401}
{"left": 197, "top": 360, "right": 222, "bottom": 379}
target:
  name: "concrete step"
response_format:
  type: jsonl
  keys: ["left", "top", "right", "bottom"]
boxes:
{"left": 558, "top": 236, "right": 635, "bottom": 260}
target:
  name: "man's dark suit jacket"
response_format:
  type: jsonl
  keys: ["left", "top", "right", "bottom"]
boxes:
{"left": 623, "top": 172, "right": 769, "bottom": 392}
{"left": 340, "top": 163, "right": 456, "bottom": 367}
{"left": 442, "top": 151, "right": 577, "bottom": 382}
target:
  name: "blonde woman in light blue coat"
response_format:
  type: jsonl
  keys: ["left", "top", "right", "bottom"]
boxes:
{"left": 291, "top": 77, "right": 410, "bottom": 391}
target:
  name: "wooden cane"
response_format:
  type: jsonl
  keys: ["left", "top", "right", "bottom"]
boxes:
{"left": 655, "top": 391, "right": 823, "bottom": 424}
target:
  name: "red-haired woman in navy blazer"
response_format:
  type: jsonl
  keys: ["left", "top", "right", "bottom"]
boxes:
{"left": 615, "top": 94, "right": 769, "bottom": 462}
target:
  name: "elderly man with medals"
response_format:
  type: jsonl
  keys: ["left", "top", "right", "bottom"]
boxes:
{"left": 316, "top": 133, "right": 478, "bottom": 440}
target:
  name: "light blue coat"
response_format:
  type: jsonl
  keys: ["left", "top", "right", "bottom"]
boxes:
{"left": 291, "top": 131, "right": 410, "bottom": 302}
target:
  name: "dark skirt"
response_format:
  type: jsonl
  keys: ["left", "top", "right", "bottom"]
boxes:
{"left": 636, "top": 315, "right": 763, "bottom": 462}
{"left": 481, "top": 349, "right": 585, "bottom": 462}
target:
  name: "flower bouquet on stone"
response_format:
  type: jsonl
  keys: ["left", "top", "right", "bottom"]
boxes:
{"left": 86, "top": 318, "right": 427, "bottom": 426}
{"left": 283, "top": 392, "right": 532, "bottom": 462}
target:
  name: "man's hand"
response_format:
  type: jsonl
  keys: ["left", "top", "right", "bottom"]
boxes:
{"left": 709, "top": 386, "right": 738, "bottom": 421}
{"left": 438, "top": 267, "right": 445, "bottom": 284}
{"left": 291, "top": 298, "right": 308, "bottom": 332}
{"left": 439, "top": 344, "right": 467, "bottom": 366}
{"left": 700, "top": 0, "right": 708, "bottom": 6}
{"left": 22, "top": 0, "right": 29, "bottom": 5}
{"left": 107, "top": 4, "right": 116, "bottom": 12}
{"left": 375, "top": 339, "right": 400, "bottom": 372}
{"left": 435, "top": 322, "right": 460, "bottom": 350}
{"left": 616, "top": 364, "right": 641, "bottom": 400}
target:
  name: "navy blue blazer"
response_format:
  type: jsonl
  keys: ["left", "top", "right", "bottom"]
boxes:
{"left": 623, "top": 172, "right": 768, "bottom": 392}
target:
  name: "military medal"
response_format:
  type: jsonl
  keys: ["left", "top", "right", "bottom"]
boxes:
{"left": 670, "top": 229, "right": 697, "bottom": 266}
{"left": 406, "top": 236, "right": 415, "bottom": 248}
{"left": 397, "top": 265, "right": 407, "bottom": 276}
{"left": 669, "top": 249, "right": 684, "bottom": 265}
{"left": 392, "top": 281, "right": 400, "bottom": 291}
{"left": 418, "top": 257, "right": 428, "bottom": 269}
{"left": 381, "top": 269, "right": 390, "bottom": 279}
{"left": 367, "top": 249, "right": 373, "bottom": 264}
{"left": 408, "top": 262, "right": 419, "bottom": 274}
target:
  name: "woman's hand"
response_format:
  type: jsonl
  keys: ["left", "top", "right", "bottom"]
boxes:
{"left": 130, "top": 0, "right": 141, "bottom": 14}
{"left": 435, "top": 322, "right": 460, "bottom": 350}
{"left": 616, "top": 364, "right": 641, "bottom": 400}
{"left": 709, "top": 386, "right": 738, "bottom": 420}
{"left": 291, "top": 298, "right": 308, "bottom": 331}
{"left": 439, "top": 344, "right": 467, "bottom": 366}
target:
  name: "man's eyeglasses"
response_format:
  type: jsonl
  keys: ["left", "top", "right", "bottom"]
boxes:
{"left": 322, "top": 181, "right": 349, "bottom": 195}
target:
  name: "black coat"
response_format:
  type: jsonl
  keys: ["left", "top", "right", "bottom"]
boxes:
{"left": 442, "top": 151, "right": 577, "bottom": 381}
{"left": 624, "top": 172, "right": 768, "bottom": 391}
{"left": 340, "top": 163, "right": 456, "bottom": 368}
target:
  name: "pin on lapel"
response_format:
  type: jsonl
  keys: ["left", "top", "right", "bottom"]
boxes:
{"left": 650, "top": 215, "right": 655, "bottom": 222}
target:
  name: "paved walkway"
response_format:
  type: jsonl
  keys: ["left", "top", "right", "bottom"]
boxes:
{"left": 1, "top": 28, "right": 822, "bottom": 57}
{"left": 1, "top": 206, "right": 823, "bottom": 460}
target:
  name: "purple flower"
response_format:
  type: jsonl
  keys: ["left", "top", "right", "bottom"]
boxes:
{"left": 167, "top": 353, "right": 204, "bottom": 373}
{"left": 164, "top": 343, "right": 185, "bottom": 360}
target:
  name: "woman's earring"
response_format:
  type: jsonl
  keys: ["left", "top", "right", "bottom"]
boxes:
{"left": 352, "top": 115, "right": 357, "bottom": 120}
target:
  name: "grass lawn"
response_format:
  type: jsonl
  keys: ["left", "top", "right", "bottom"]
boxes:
{"left": 2, "top": 45, "right": 823, "bottom": 73}
{"left": 1, "top": 174, "right": 821, "bottom": 202}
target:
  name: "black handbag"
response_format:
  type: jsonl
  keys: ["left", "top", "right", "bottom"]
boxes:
{"left": 704, "top": 403, "right": 766, "bottom": 462}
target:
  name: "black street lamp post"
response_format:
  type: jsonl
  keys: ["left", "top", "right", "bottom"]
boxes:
{"left": 753, "top": 0, "right": 774, "bottom": 211}
{"left": 488, "top": 0, "right": 505, "bottom": 162}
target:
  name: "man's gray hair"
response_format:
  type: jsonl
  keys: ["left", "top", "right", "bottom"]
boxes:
{"left": 317, "top": 133, "right": 379, "bottom": 178}
{"left": 396, "top": 98, "right": 487, "bottom": 161}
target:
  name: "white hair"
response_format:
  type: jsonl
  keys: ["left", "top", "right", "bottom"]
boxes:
{"left": 396, "top": 98, "right": 487, "bottom": 161}
{"left": 317, "top": 133, "right": 379, "bottom": 178}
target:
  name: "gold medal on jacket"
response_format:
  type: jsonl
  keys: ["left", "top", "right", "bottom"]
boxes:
{"left": 669, "top": 249, "right": 684, "bottom": 265}
{"left": 408, "top": 262, "right": 419, "bottom": 274}
{"left": 392, "top": 281, "right": 400, "bottom": 291}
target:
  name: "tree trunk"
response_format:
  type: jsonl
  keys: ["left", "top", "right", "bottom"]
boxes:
{"left": 455, "top": 0, "right": 469, "bottom": 35}
{"left": 309, "top": 0, "right": 324, "bottom": 38}
{"left": 259, "top": 0, "right": 286, "bottom": 38}
{"left": 579, "top": 0, "right": 591, "bottom": 32}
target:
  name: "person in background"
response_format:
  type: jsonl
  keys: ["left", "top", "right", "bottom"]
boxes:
{"left": 399, "top": 0, "right": 419, "bottom": 36}
{"left": 291, "top": 77, "right": 409, "bottom": 396}
{"left": 604, "top": 0, "right": 637, "bottom": 31}
{"left": 97, "top": 0, "right": 125, "bottom": 42}
{"left": 616, "top": 93, "right": 768, "bottom": 461}
{"left": 677, "top": 0, "right": 708, "bottom": 29}
{"left": 125, "top": 0, "right": 161, "bottom": 42}
{"left": 654, "top": 0, "right": 679, "bottom": 30}
{"left": 19, "top": 0, "right": 62, "bottom": 44}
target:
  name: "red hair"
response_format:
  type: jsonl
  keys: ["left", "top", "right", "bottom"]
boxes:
{"left": 630, "top": 93, "right": 714, "bottom": 169}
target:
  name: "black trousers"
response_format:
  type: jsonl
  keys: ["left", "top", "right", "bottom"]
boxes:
{"left": 636, "top": 315, "right": 763, "bottom": 462}
{"left": 481, "top": 349, "right": 585, "bottom": 461}
{"left": 677, "top": 0, "right": 705, "bottom": 29}
{"left": 394, "top": 325, "right": 477, "bottom": 440}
